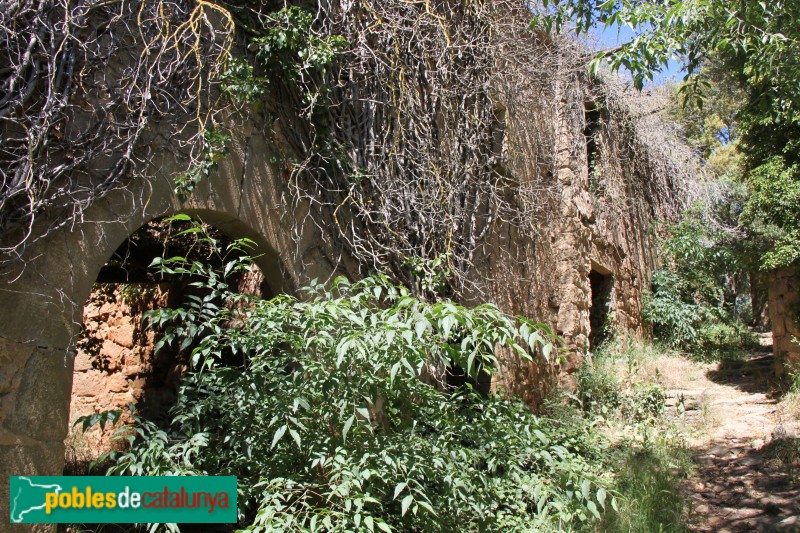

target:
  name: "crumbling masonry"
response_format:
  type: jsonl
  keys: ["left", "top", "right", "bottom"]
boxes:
{"left": 0, "top": 2, "right": 693, "bottom": 526}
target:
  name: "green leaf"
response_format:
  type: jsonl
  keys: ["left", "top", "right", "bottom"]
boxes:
{"left": 289, "top": 428, "right": 301, "bottom": 447}
{"left": 415, "top": 319, "right": 428, "bottom": 338}
{"left": 271, "top": 425, "right": 287, "bottom": 449}
{"left": 343, "top": 415, "right": 355, "bottom": 442}
{"left": 581, "top": 479, "right": 591, "bottom": 500}
{"left": 401, "top": 494, "right": 413, "bottom": 516}
{"left": 597, "top": 487, "right": 607, "bottom": 509}
{"left": 390, "top": 362, "right": 401, "bottom": 383}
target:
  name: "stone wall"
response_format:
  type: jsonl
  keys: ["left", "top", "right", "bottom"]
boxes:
{"left": 0, "top": 12, "right": 688, "bottom": 521}
{"left": 65, "top": 265, "right": 272, "bottom": 470}
{"left": 65, "top": 285, "right": 171, "bottom": 469}
{"left": 475, "top": 73, "right": 673, "bottom": 401}
{"left": 0, "top": 117, "right": 331, "bottom": 527}
{"left": 768, "top": 268, "right": 800, "bottom": 376}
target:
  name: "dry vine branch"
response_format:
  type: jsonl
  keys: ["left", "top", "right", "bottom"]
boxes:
{"left": 1, "top": 0, "right": 695, "bottom": 299}
{"left": 250, "top": 0, "right": 693, "bottom": 298}
{"left": 0, "top": 0, "right": 235, "bottom": 275}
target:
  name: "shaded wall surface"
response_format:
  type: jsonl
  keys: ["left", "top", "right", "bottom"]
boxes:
{"left": 477, "top": 74, "right": 671, "bottom": 403}
{"left": 0, "top": 85, "right": 677, "bottom": 527}
{"left": 65, "top": 285, "right": 170, "bottom": 470}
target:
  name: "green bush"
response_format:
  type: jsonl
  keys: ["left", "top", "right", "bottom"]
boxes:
{"left": 644, "top": 270, "right": 757, "bottom": 359}
{"left": 564, "top": 340, "right": 690, "bottom": 533}
{"left": 643, "top": 270, "right": 705, "bottom": 349}
{"left": 92, "top": 238, "right": 616, "bottom": 532}
{"left": 574, "top": 362, "right": 621, "bottom": 412}
{"left": 573, "top": 354, "right": 666, "bottom": 423}
{"left": 644, "top": 205, "right": 760, "bottom": 358}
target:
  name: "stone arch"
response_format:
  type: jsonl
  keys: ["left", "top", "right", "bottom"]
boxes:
{"left": 0, "top": 131, "right": 328, "bottom": 524}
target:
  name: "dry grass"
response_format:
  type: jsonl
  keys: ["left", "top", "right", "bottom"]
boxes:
{"left": 593, "top": 337, "right": 699, "bottom": 389}
{"left": 696, "top": 391, "right": 722, "bottom": 435}
{"left": 63, "top": 428, "right": 94, "bottom": 476}
{"left": 778, "top": 392, "right": 800, "bottom": 423}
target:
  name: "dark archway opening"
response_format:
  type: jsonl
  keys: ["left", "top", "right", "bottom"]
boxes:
{"left": 445, "top": 366, "right": 492, "bottom": 397}
{"left": 64, "top": 216, "right": 274, "bottom": 476}
{"left": 589, "top": 268, "right": 614, "bottom": 351}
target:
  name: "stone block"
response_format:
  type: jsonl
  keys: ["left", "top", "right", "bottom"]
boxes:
{"left": 72, "top": 351, "right": 94, "bottom": 373}
{"left": 0, "top": 338, "right": 33, "bottom": 395}
{"left": 108, "top": 324, "right": 135, "bottom": 348}
{"left": 5, "top": 347, "right": 72, "bottom": 442}
{"left": 106, "top": 373, "right": 129, "bottom": 394}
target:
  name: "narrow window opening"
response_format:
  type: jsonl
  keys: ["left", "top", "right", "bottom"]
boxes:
{"left": 584, "top": 101, "right": 603, "bottom": 183}
{"left": 446, "top": 366, "right": 492, "bottom": 397}
{"left": 491, "top": 103, "right": 507, "bottom": 161}
{"left": 589, "top": 268, "right": 614, "bottom": 351}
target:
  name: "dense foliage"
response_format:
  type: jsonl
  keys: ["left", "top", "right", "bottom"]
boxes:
{"left": 553, "top": 338, "right": 693, "bottom": 533}
{"left": 535, "top": 0, "right": 800, "bottom": 114}
{"left": 642, "top": 209, "right": 757, "bottom": 355}
{"left": 91, "top": 232, "right": 614, "bottom": 531}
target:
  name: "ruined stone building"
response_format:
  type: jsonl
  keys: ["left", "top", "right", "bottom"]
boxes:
{"left": 0, "top": 0, "right": 697, "bottom": 521}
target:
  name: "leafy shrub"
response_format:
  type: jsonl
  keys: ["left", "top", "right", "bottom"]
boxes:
{"left": 573, "top": 356, "right": 666, "bottom": 423}
{"left": 562, "top": 339, "right": 691, "bottom": 533}
{"left": 696, "top": 321, "right": 758, "bottom": 359}
{"left": 574, "top": 362, "right": 621, "bottom": 412}
{"left": 643, "top": 270, "right": 706, "bottom": 349}
{"left": 621, "top": 383, "right": 667, "bottom": 422}
{"left": 93, "top": 243, "right": 616, "bottom": 531}
{"left": 741, "top": 155, "right": 800, "bottom": 270}
{"left": 644, "top": 268, "right": 757, "bottom": 358}
{"left": 644, "top": 204, "right": 766, "bottom": 359}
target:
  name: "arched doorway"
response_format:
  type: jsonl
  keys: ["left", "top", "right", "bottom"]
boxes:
{"left": 0, "top": 142, "right": 312, "bottom": 523}
{"left": 64, "top": 216, "right": 278, "bottom": 473}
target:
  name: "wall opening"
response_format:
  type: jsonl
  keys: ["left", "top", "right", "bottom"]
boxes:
{"left": 584, "top": 101, "right": 608, "bottom": 193}
{"left": 445, "top": 366, "right": 492, "bottom": 397}
{"left": 491, "top": 103, "right": 507, "bottom": 161}
{"left": 589, "top": 268, "right": 614, "bottom": 351}
{"left": 64, "top": 216, "right": 273, "bottom": 474}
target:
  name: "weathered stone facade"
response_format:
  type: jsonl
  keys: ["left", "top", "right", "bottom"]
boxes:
{"left": 66, "top": 263, "right": 273, "bottom": 467}
{"left": 0, "top": 90, "right": 686, "bottom": 530}
{"left": 472, "top": 78, "right": 682, "bottom": 404}
{"left": 0, "top": 15, "right": 690, "bottom": 533}
{"left": 0, "top": 128, "right": 330, "bottom": 527}
{"left": 769, "top": 268, "right": 800, "bottom": 376}
{"left": 65, "top": 285, "right": 170, "bottom": 468}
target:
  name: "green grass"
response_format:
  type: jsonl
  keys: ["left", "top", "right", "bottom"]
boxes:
{"left": 560, "top": 337, "right": 695, "bottom": 532}
{"left": 599, "top": 446, "right": 692, "bottom": 533}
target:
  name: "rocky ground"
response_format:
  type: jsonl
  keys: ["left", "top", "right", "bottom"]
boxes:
{"left": 663, "top": 338, "right": 800, "bottom": 532}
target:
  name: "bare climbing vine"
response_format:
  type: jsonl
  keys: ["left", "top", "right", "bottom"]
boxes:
{"left": 0, "top": 0, "right": 694, "bottom": 296}
{"left": 0, "top": 0, "right": 234, "bottom": 274}
{"left": 231, "top": 0, "right": 577, "bottom": 297}
{"left": 247, "top": 1, "right": 696, "bottom": 297}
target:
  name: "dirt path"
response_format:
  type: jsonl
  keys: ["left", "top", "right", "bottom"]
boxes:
{"left": 663, "top": 344, "right": 800, "bottom": 532}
